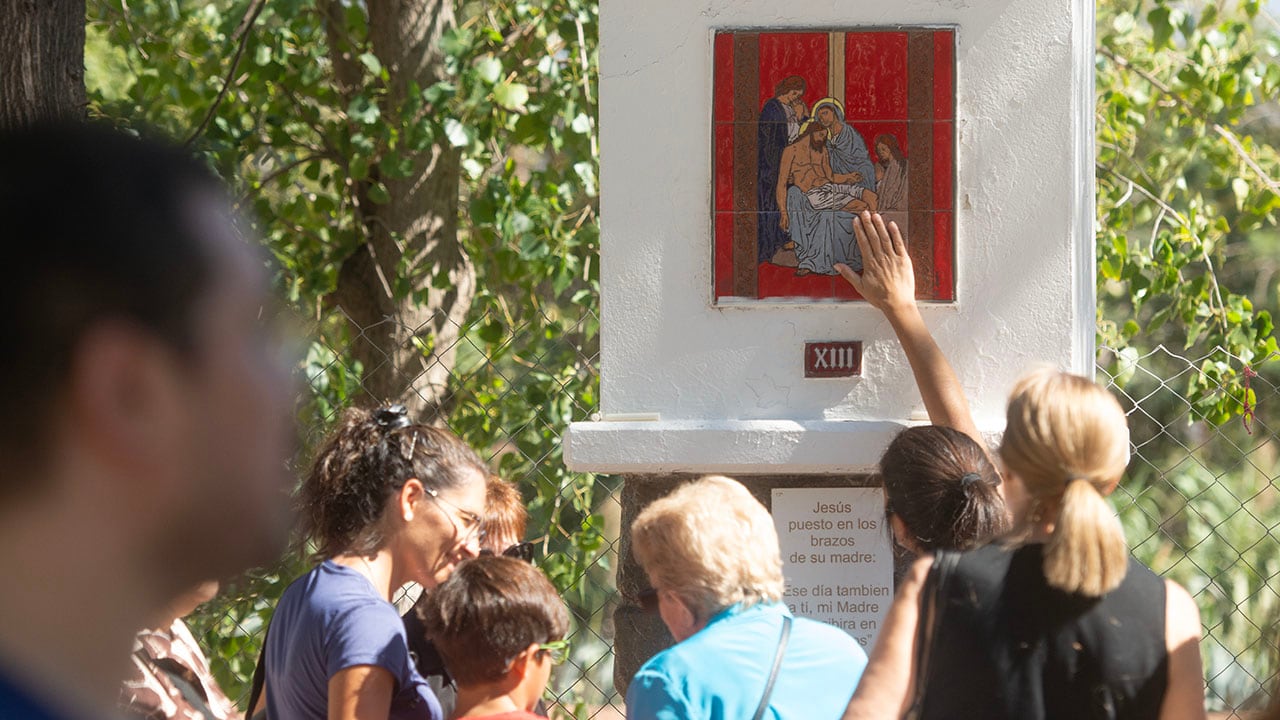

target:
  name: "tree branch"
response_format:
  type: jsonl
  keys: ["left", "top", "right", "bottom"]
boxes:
{"left": 184, "top": 0, "right": 267, "bottom": 147}
{"left": 237, "top": 153, "right": 327, "bottom": 204}
{"left": 1098, "top": 45, "right": 1280, "bottom": 197}
{"left": 1098, "top": 164, "right": 1229, "bottom": 330}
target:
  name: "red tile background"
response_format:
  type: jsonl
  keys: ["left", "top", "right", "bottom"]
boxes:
{"left": 759, "top": 260, "right": 836, "bottom": 300}
{"left": 832, "top": 272, "right": 865, "bottom": 300}
{"left": 757, "top": 33, "right": 830, "bottom": 111}
{"left": 844, "top": 32, "right": 908, "bottom": 121}
{"left": 714, "top": 124, "right": 734, "bottom": 211}
{"left": 933, "top": 31, "right": 954, "bottom": 121}
{"left": 714, "top": 34, "right": 735, "bottom": 123}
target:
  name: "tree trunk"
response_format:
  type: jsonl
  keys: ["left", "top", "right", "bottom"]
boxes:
{"left": 0, "top": 0, "right": 86, "bottom": 128}
{"left": 324, "top": 0, "right": 474, "bottom": 422}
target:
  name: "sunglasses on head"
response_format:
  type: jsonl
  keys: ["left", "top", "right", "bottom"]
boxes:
{"left": 479, "top": 541, "right": 536, "bottom": 563}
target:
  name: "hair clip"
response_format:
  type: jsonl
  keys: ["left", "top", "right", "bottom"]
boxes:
{"left": 960, "top": 472, "right": 982, "bottom": 487}
{"left": 373, "top": 404, "right": 411, "bottom": 430}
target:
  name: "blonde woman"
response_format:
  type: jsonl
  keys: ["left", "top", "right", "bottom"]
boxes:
{"left": 844, "top": 369, "right": 1205, "bottom": 720}
{"left": 627, "top": 476, "right": 867, "bottom": 720}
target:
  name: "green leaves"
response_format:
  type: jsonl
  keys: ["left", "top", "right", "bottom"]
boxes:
{"left": 1098, "top": 2, "right": 1280, "bottom": 708}
{"left": 346, "top": 94, "right": 380, "bottom": 125}
{"left": 1097, "top": 0, "right": 1280, "bottom": 410}
{"left": 1148, "top": 5, "right": 1175, "bottom": 48}
{"left": 475, "top": 54, "right": 503, "bottom": 83}
{"left": 357, "top": 51, "right": 382, "bottom": 76}
{"left": 493, "top": 80, "right": 530, "bottom": 112}
{"left": 443, "top": 117, "right": 470, "bottom": 147}
{"left": 86, "top": 0, "right": 603, "bottom": 707}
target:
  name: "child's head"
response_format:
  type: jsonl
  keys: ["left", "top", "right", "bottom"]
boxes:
{"left": 420, "top": 556, "right": 569, "bottom": 709}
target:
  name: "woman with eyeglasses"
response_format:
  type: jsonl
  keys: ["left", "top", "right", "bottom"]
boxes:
{"left": 256, "top": 405, "right": 490, "bottom": 720}
{"left": 404, "top": 474, "right": 540, "bottom": 718}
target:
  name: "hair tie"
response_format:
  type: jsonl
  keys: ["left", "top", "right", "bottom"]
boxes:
{"left": 1066, "top": 474, "right": 1088, "bottom": 486}
{"left": 373, "top": 404, "right": 411, "bottom": 430}
{"left": 960, "top": 472, "right": 981, "bottom": 487}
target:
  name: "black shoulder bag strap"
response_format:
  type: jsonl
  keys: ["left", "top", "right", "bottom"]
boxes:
{"left": 751, "top": 614, "right": 793, "bottom": 720}
{"left": 245, "top": 627, "right": 269, "bottom": 720}
{"left": 903, "top": 550, "right": 960, "bottom": 720}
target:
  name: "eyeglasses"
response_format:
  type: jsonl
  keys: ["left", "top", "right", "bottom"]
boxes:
{"left": 423, "top": 487, "right": 485, "bottom": 544}
{"left": 480, "top": 541, "right": 536, "bottom": 563}
{"left": 537, "top": 638, "right": 569, "bottom": 665}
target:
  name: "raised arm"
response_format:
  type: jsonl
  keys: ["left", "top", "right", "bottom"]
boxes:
{"left": 835, "top": 211, "right": 984, "bottom": 449}
{"left": 842, "top": 556, "right": 931, "bottom": 720}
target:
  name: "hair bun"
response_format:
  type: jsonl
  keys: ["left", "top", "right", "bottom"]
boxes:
{"left": 373, "top": 405, "right": 411, "bottom": 430}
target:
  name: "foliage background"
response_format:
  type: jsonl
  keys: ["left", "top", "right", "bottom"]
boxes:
{"left": 86, "top": 0, "right": 1280, "bottom": 714}
{"left": 1096, "top": 0, "right": 1280, "bottom": 710}
{"left": 88, "top": 0, "right": 614, "bottom": 714}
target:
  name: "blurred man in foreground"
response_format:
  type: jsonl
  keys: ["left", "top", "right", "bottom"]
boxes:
{"left": 0, "top": 122, "right": 296, "bottom": 719}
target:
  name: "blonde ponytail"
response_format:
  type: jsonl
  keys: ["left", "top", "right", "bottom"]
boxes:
{"left": 1000, "top": 368, "right": 1132, "bottom": 598}
{"left": 1043, "top": 477, "right": 1128, "bottom": 596}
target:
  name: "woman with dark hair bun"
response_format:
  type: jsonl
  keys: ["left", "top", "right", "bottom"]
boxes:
{"left": 258, "top": 405, "right": 490, "bottom": 720}
{"left": 880, "top": 425, "right": 1007, "bottom": 553}
{"left": 837, "top": 212, "right": 1009, "bottom": 554}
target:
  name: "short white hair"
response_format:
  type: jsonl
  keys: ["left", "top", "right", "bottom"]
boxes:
{"left": 631, "top": 475, "right": 785, "bottom": 620}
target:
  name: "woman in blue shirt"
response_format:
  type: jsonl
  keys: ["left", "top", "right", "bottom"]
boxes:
{"left": 626, "top": 476, "right": 868, "bottom": 720}
{"left": 260, "top": 405, "right": 490, "bottom": 720}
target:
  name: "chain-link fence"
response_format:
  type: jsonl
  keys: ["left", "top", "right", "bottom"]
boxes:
{"left": 187, "top": 332, "right": 1280, "bottom": 719}
{"left": 1101, "top": 344, "right": 1280, "bottom": 717}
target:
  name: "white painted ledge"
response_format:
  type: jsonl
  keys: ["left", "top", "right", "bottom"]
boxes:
{"left": 563, "top": 419, "right": 910, "bottom": 474}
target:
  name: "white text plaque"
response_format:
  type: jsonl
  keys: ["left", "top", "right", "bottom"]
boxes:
{"left": 771, "top": 487, "right": 894, "bottom": 649}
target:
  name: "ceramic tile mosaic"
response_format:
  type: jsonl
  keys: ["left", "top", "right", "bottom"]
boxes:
{"left": 712, "top": 28, "right": 956, "bottom": 303}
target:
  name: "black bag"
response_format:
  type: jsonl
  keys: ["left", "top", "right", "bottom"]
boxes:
{"left": 245, "top": 631, "right": 268, "bottom": 720}
{"left": 903, "top": 550, "right": 960, "bottom": 720}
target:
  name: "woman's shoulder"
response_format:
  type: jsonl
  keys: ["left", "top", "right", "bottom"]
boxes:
{"left": 792, "top": 615, "right": 866, "bottom": 654}
{"left": 276, "top": 561, "right": 400, "bottom": 632}
{"left": 1111, "top": 556, "right": 1170, "bottom": 606}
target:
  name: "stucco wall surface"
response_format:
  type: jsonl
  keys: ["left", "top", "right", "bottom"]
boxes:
{"left": 565, "top": 0, "right": 1094, "bottom": 472}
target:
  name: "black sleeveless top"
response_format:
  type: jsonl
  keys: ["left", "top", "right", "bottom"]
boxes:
{"left": 917, "top": 543, "right": 1168, "bottom": 720}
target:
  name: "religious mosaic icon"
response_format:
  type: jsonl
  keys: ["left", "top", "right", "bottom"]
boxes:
{"left": 712, "top": 29, "right": 956, "bottom": 303}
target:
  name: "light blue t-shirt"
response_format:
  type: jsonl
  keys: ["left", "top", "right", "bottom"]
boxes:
{"left": 626, "top": 602, "right": 867, "bottom": 720}
{"left": 265, "top": 560, "right": 442, "bottom": 720}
